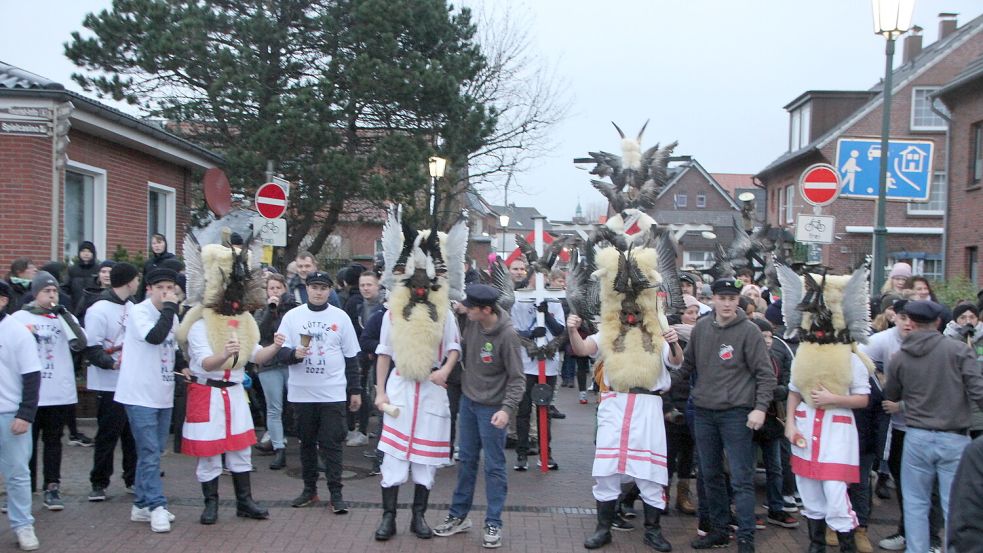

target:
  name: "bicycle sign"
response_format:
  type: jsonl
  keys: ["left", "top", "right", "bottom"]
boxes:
{"left": 795, "top": 214, "right": 835, "bottom": 244}
{"left": 252, "top": 216, "right": 287, "bottom": 247}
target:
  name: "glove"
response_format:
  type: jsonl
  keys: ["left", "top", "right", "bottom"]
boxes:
{"left": 957, "top": 324, "right": 976, "bottom": 338}
{"left": 536, "top": 300, "right": 550, "bottom": 314}
{"left": 530, "top": 327, "right": 547, "bottom": 339}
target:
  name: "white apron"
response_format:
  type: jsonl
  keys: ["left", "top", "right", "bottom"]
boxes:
{"left": 378, "top": 371, "right": 451, "bottom": 465}
{"left": 593, "top": 391, "right": 669, "bottom": 485}
{"left": 182, "top": 368, "right": 256, "bottom": 457}
{"left": 791, "top": 405, "right": 860, "bottom": 483}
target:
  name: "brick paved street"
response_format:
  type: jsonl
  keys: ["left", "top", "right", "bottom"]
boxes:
{"left": 1, "top": 386, "right": 901, "bottom": 552}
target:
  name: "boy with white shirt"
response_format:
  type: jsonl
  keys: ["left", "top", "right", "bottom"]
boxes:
{"left": 12, "top": 271, "right": 85, "bottom": 512}
{"left": 0, "top": 281, "right": 42, "bottom": 550}
{"left": 114, "top": 268, "right": 180, "bottom": 533}
{"left": 276, "top": 271, "right": 362, "bottom": 512}
{"left": 83, "top": 262, "right": 140, "bottom": 502}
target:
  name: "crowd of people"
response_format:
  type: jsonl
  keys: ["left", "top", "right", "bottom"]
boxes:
{"left": 1, "top": 235, "right": 982, "bottom": 553}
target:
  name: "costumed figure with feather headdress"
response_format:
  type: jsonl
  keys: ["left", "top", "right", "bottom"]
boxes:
{"left": 777, "top": 263, "right": 875, "bottom": 552}
{"left": 567, "top": 123, "right": 687, "bottom": 552}
{"left": 371, "top": 207, "right": 467, "bottom": 542}
{"left": 176, "top": 229, "right": 285, "bottom": 525}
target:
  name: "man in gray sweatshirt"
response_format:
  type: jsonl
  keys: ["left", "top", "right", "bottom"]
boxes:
{"left": 434, "top": 284, "right": 525, "bottom": 549}
{"left": 882, "top": 300, "right": 983, "bottom": 553}
{"left": 676, "top": 278, "right": 776, "bottom": 553}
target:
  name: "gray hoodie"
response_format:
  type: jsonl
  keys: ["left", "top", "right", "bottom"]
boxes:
{"left": 884, "top": 330, "right": 983, "bottom": 432}
{"left": 678, "top": 309, "right": 776, "bottom": 412}
{"left": 459, "top": 307, "right": 526, "bottom": 417}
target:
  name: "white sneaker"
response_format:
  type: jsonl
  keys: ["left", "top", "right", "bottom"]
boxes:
{"left": 131, "top": 505, "right": 176, "bottom": 523}
{"left": 482, "top": 524, "right": 502, "bottom": 548}
{"left": 14, "top": 525, "right": 39, "bottom": 551}
{"left": 345, "top": 430, "right": 368, "bottom": 447}
{"left": 150, "top": 506, "right": 172, "bottom": 533}
{"left": 878, "top": 533, "right": 905, "bottom": 551}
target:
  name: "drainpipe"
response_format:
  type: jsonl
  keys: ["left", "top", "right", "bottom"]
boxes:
{"left": 930, "top": 97, "right": 951, "bottom": 279}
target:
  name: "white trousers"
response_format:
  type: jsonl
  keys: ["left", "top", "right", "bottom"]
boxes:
{"left": 380, "top": 454, "right": 437, "bottom": 489}
{"left": 196, "top": 447, "right": 252, "bottom": 482}
{"left": 795, "top": 476, "right": 858, "bottom": 532}
{"left": 593, "top": 474, "right": 666, "bottom": 509}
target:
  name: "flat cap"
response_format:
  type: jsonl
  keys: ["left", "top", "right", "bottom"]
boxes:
{"left": 903, "top": 300, "right": 943, "bottom": 324}
{"left": 711, "top": 277, "right": 743, "bottom": 296}
{"left": 306, "top": 271, "right": 333, "bottom": 286}
{"left": 462, "top": 283, "right": 499, "bottom": 308}
{"left": 145, "top": 268, "right": 178, "bottom": 286}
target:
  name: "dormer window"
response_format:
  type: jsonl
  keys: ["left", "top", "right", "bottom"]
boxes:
{"left": 789, "top": 102, "right": 811, "bottom": 151}
{"left": 910, "top": 87, "right": 948, "bottom": 131}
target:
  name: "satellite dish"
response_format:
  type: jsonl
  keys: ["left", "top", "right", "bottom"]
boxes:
{"left": 738, "top": 192, "right": 756, "bottom": 202}
{"left": 203, "top": 168, "right": 232, "bottom": 217}
{"left": 701, "top": 231, "right": 717, "bottom": 240}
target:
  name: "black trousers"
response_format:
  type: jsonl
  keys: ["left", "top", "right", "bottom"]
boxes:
{"left": 346, "top": 365, "right": 371, "bottom": 434}
{"left": 573, "top": 356, "right": 591, "bottom": 392}
{"left": 295, "top": 402, "right": 346, "bottom": 493}
{"left": 89, "top": 391, "right": 137, "bottom": 489}
{"left": 666, "top": 420, "right": 695, "bottom": 479}
{"left": 30, "top": 404, "right": 70, "bottom": 491}
{"left": 517, "top": 374, "right": 555, "bottom": 456}
{"left": 447, "top": 380, "right": 462, "bottom": 459}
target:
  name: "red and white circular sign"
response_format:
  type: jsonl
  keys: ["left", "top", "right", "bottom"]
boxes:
{"left": 799, "top": 164, "right": 840, "bottom": 207}
{"left": 255, "top": 183, "right": 287, "bottom": 219}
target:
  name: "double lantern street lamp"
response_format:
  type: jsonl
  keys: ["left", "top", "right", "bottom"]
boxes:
{"left": 870, "top": 0, "right": 915, "bottom": 293}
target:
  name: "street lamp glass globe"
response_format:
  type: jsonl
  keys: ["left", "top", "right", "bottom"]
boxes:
{"left": 428, "top": 156, "right": 447, "bottom": 178}
{"left": 499, "top": 214, "right": 510, "bottom": 227}
{"left": 871, "top": 0, "right": 915, "bottom": 38}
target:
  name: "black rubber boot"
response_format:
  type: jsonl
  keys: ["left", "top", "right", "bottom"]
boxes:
{"left": 375, "top": 486, "right": 398, "bottom": 541}
{"left": 836, "top": 531, "right": 856, "bottom": 553}
{"left": 270, "top": 448, "right": 286, "bottom": 470}
{"left": 642, "top": 502, "right": 672, "bottom": 552}
{"left": 231, "top": 472, "right": 269, "bottom": 519}
{"left": 200, "top": 477, "right": 219, "bottom": 525}
{"left": 584, "top": 500, "right": 616, "bottom": 549}
{"left": 410, "top": 484, "right": 433, "bottom": 539}
{"left": 807, "top": 517, "right": 827, "bottom": 553}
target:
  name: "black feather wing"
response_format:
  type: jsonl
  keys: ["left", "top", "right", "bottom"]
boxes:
{"left": 490, "top": 260, "right": 515, "bottom": 312}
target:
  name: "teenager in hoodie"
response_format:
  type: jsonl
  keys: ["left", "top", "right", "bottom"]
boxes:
{"left": 68, "top": 241, "right": 100, "bottom": 309}
{"left": 139, "top": 234, "right": 176, "bottom": 302}
{"left": 942, "top": 303, "right": 983, "bottom": 438}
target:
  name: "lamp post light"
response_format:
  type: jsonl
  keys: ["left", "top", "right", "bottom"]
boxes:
{"left": 499, "top": 213, "right": 510, "bottom": 256}
{"left": 428, "top": 156, "right": 447, "bottom": 226}
{"left": 870, "top": 0, "right": 915, "bottom": 293}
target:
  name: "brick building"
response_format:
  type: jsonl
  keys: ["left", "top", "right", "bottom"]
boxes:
{"left": 756, "top": 14, "right": 983, "bottom": 278}
{"left": 0, "top": 61, "right": 222, "bottom": 270}
{"left": 936, "top": 54, "right": 983, "bottom": 286}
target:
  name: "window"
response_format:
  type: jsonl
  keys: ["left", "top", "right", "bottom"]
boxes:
{"left": 684, "top": 250, "right": 713, "bottom": 269}
{"left": 674, "top": 193, "right": 687, "bottom": 208}
{"left": 785, "top": 184, "right": 795, "bottom": 224}
{"left": 696, "top": 193, "right": 706, "bottom": 208}
{"left": 968, "top": 247, "right": 978, "bottom": 286}
{"left": 919, "top": 258, "right": 943, "bottom": 281}
{"left": 972, "top": 122, "right": 983, "bottom": 185}
{"left": 148, "top": 183, "right": 176, "bottom": 251}
{"left": 910, "top": 87, "right": 947, "bottom": 131}
{"left": 907, "top": 172, "right": 946, "bottom": 214}
{"left": 777, "top": 186, "right": 784, "bottom": 222}
{"left": 64, "top": 161, "right": 106, "bottom": 262}
{"left": 789, "top": 102, "right": 811, "bottom": 151}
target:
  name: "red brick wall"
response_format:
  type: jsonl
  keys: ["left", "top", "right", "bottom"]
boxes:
{"left": 0, "top": 134, "right": 55, "bottom": 268}
{"left": 652, "top": 167, "right": 735, "bottom": 213}
{"left": 942, "top": 84, "right": 983, "bottom": 284}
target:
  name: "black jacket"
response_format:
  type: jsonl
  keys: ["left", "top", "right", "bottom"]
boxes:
{"left": 948, "top": 436, "right": 983, "bottom": 553}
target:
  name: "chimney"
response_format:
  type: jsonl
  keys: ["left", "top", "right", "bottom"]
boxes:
{"left": 939, "top": 13, "right": 958, "bottom": 40}
{"left": 903, "top": 26, "right": 923, "bottom": 64}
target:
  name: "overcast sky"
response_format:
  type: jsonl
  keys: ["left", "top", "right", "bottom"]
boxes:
{"left": 3, "top": 0, "right": 981, "bottom": 221}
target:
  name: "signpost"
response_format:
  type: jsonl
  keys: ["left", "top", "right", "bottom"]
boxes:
{"left": 835, "top": 138, "right": 935, "bottom": 201}
{"left": 255, "top": 182, "right": 287, "bottom": 219}
{"left": 799, "top": 164, "right": 840, "bottom": 207}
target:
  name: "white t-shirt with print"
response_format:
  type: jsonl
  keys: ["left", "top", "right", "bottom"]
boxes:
{"left": 84, "top": 298, "right": 129, "bottom": 392}
{"left": 11, "top": 310, "right": 79, "bottom": 406}
{"left": 186, "top": 319, "right": 261, "bottom": 382}
{"left": 114, "top": 299, "right": 178, "bottom": 409}
{"left": 277, "top": 304, "right": 361, "bottom": 403}
{"left": 0, "top": 314, "right": 43, "bottom": 414}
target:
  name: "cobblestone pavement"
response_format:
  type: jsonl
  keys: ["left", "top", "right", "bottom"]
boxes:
{"left": 1, "top": 387, "right": 901, "bottom": 552}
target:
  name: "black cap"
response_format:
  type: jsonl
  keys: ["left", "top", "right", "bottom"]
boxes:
{"left": 145, "top": 268, "right": 178, "bottom": 286}
{"left": 952, "top": 303, "right": 979, "bottom": 322}
{"left": 99, "top": 260, "right": 116, "bottom": 270}
{"left": 893, "top": 298, "right": 909, "bottom": 315}
{"left": 158, "top": 258, "right": 185, "bottom": 273}
{"left": 462, "top": 283, "right": 499, "bottom": 308}
{"left": 711, "top": 277, "right": 743, "bottom": 296}
{"left": 306, "top": 271, "right": 333, "bottom": 286}
{"left": 110, "top": 262, "right": 140, "bottom": 288}
{"left": 0, "top": 280, "right": 11, "bottom": 299}
{"left": 680, "top": 273, "right": 697, "bottom": 286}
{"left": 904, "top": 300, "right": 943, "bottom": 324}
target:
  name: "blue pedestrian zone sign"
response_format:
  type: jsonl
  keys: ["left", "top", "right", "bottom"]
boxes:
{"left": 835, "top": 138, "right": 935, "bottom": 201}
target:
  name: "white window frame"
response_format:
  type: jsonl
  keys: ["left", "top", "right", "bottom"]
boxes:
{"left": 916, "top": 258, "right": 943, "bottom": 281}
{"left": 148, "top": 182, "right": 177, "bottom": 253}
{"left": 696, "top": 193, "right": 706, "bottom": 208}
{"left": 65, "top": 160, "right": 107, "bottom": 261}
{"left": 684, "top": 250, "right": 713, "bottom": 269}
{"left": 907, "top": 172, "right": 945, "bottom": 215}
{"left": 785, "top": 184, "right": 795, "bottom": 224}
{"left": 789, "top": 102, "right": 811, "bottom": 151}
{"left": 675, "top": 193, "right": 687, "bottom": 208}
{"left": 910, "top": 87, "right": 947, "bottom": 131}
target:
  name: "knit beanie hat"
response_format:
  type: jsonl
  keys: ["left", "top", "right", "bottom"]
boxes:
{"left": 31, "top": 271, "right": 59, "bottom": 296}
{"left": 99, "top": 260, "right": 116, "bottom": 270}
{"left": 888, "top": 262, "right": 912, "bottom": 279}
{"left": 952, "top": 303, "right": 980, "bottom": 323}
{"left": 110, "top": 262, "right": 140, "bottom": 288}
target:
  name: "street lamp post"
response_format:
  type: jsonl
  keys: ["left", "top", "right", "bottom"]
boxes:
{"left": 499, "top": 213, "right": 510, "bottom": 256}
{"left": 428, "top": 156, "right": 447, "bottom": 227}
{"left": 870, "top": 0, "right": 914, "bottom": 293}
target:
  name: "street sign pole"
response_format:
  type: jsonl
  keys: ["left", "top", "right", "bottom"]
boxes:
{"left": 873, "top": 36, "right": 897, "bottom": 294}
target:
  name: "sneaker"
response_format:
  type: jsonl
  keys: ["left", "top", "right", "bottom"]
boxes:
{"left": 42, "top": 485, "right": 64, "bottom": 511}
{"left": 611, "top": 514, "right": 635, "bottom": 532}
{"left": 125, "top": 485, "right": 135, "bottom": 495}
{"left": 766, "top": 511, "right": 799, "bottom": 528}
{"left": 150, "top": 506, "right": 171, "bottom": 533}
{"left": 433, "top": 515, "right": 472, "bottom": 537}
{"left": 369, "top": 459, "right": 382, "bottom": 476}
{"left": 781, "top": 495, "right": 798, "bottom": 513}
{"left": 330, "top": 492, "right": 349, "bottom": 514}
{"left": 754, "top": 516, "right": 766, "bottom": 530}
{"left": 345, "top": 430, "right": 369, "bottom": 447}
{"left": 696, "top": 518, "right": 711, "bottom": 537}
{"left": 691, "top": 529, "right": 729, "bottom": 549}
{"left": 482, "top": 524, "right": 502, "bottom": 548}
{"left": 14, "top": 525, "right": 39, "bottom": 551}
{"left": 737, "top": 538, "right": 754, "bottom": 553}
{"left": 68, "top": 433, "right": 94, "bottom": 447}
{"left": 536, "top": 456, "right": 559, "bottom": 470}
{"left": 88, "top": 487, "right": 107, "bottom": 502}
{"left": 131, "top": 505, "right": 175, "bottom": 522}
{"left": 877, "top": 533, "right": 905, "bottom": 551}
{"left": 1, "top": 500, "right": 7, "bottom": 513}
{"left": 513, "top": 453, "right": 528, "bottom": 471}
{"left": 291, "top": 488, "right": 319, "bottom": 508}
{"left": 437, "top": 458, "right": 456, "bottom": 468}
{"left": 548, "top": 405, "right": 566, "bottom": 419}
{"left": 362, "top": 449, "right": 379, "bottom": 459}
{"left": 453, "top": 447, "right": 460, "bottom": 461}
{"left": 793, "top": 494, "right": 803, "bottom": 508}
{"left": 579, "top": 391, "right": 588, "bottom": 404}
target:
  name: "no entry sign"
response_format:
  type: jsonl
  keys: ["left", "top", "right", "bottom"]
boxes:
{"left": 255, "top": 183, "right": 287, "bottom": 219}
{"left": 799, "top": 164, "right": 840, "bottom": 207}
